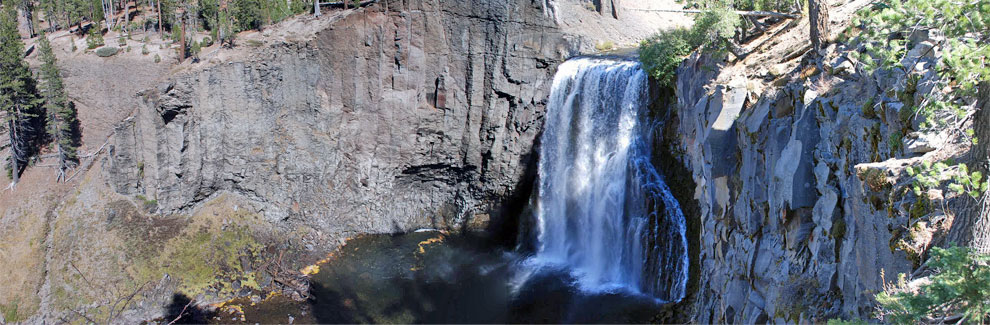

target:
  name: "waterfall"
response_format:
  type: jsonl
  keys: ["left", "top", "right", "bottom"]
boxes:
{"left": 532, "top": 58, "right": 689, "bottom": 302}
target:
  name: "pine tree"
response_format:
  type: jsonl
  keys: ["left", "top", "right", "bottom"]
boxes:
{"left": 37, "top": 32, "right": 79, "bottom": 182}
{"left": 233, "top": 0, "right": 263, "bottom": 31}
{"left": 0, "top": 7, "right": 43, "bottom": 186}
{"left": 809, "top": 0, "right": 829, "bottom": 52}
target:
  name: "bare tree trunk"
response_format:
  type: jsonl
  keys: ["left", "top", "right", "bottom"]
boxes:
{"left": 124, "top": 0, "right": 130, "bottom": 32}
{"left": 8, "top": 119, "right": 19, "bottom": 186}
{"left": 178, "top": 13, "right": 185, "bottom": 61}
{"left": 21, "top": 0, "right": 36, "bottom": 37}
{"left": 102, "top": 0, "right": 115, "bottom": 30}
{"left": 947, "top": 83, "right": 990, "bottom": 253}
{"left": 809, "top": 0, "right": 829, "bottom": 52}
{"left": 157, "top": 0, "right": 163, "bottom": 37}
{"left": 46, "top": 9, "right": 58, "bottom": 33}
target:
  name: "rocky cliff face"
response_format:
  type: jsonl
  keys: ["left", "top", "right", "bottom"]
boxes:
{"left": 107, "top": 0, "right": 577, "bottom": 247}
{"left": 665, "top": 31, "right": 976, "bottom": 322}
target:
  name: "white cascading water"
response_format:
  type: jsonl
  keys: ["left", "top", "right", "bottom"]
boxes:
{"left": 532, "top": 58, "right": 689, "bottom": 302}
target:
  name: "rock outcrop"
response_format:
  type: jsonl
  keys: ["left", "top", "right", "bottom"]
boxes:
{"left": 106, "top": 0, "right": 577, "bottom": 248}
{"left": 664, "top": 32, "right": 976, "bottom": 322}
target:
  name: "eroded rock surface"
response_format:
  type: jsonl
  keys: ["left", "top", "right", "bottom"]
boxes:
{"left": 666, "top": 33, "right": 975, "bottom": 321}
{"left": 107, "top": 0, "right": 577, "bottom": 250}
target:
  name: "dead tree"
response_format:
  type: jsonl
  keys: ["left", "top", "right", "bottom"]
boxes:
{"left": 123, "top": 0, "right": 130, "bottom": 32}
{"left": 20, "top": 0, "right": 36, "bottom": 37}
{"left": 102, "top": 0, "right": 115, "bottom": 30}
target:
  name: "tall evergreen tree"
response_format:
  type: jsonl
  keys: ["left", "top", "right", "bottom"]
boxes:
{"left": 233, "top": 0, "right": 262, "bottom": 31}
{"left": 37, "top": 32, "right": 78, "bottom": 182}
{"left": 0, "top": 6, "right": 43, "bottom": 186}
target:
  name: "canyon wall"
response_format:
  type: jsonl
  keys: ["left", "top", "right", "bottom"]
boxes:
{"left": 106, "top": 0, "right": 577, "bottom": 246}
{"left": 665, "top": 31, "right": 978, "bottom": 322}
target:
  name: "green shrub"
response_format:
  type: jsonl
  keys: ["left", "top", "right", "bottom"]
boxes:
{"left": 142, "top": 44, "right": 149, "bottom": 55}
{"left": 95, "top": 46, "right": 119, "bottom": 57}
{"left": 154, "top": 53, "right": 161, "bottom": 63}
{"left": 907, "top": 160, "right": 987, "bottom": 200}
{"left": 949, "top": 164, "right": 988, "bottom": 199}
{"left": 639, "top": 7, "right": 740, "bottom": 87}
{"left": 0, "top": 301, "right": 22, "bottom": 323}
{"left": 86, "top": 28, "right": 104, "bottom": 49}
{"left": 876, "top": 246, "right": 990, "bottom": 324}
{"left": 639, "top": 28, "right": 693, "bottom": 87}
{"left": 117, "top": 34, "right": 127, "bottom": 46}
{"left": 190, "top": 39, "right": 201, "bottom": 56}
{"left": 595, "top": 40, "right": 616, "bottom": 52}
{"left": 201, "top": 36, "right": 214, "bottom": 47}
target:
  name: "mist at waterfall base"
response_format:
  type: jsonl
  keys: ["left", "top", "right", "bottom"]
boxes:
{"left": 235, "top": 58, "right": 689, "bottom": 323}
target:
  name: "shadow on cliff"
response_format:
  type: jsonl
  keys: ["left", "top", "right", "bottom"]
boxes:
{"left": 649, "top": 82, "right": 704, "bottom": 324}
{"left": 479, "top": 129, "right": 543, "bottom": 252}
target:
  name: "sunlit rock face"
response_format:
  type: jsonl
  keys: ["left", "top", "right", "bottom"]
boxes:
{"left": 665, "top": 51, "right": 926, "bottom": 323}
{"left": 107, "top": 0, "right": 579, "bottom": 248}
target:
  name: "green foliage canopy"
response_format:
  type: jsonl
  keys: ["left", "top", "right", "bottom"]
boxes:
{"left": 639, "top": 7, "right": 740, "bottom": 87}
{"left": 876, "top": 246, "right": 990, "bottom": 324}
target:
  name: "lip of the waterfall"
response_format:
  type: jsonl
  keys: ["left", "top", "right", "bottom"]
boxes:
{"left": 566, "top": 48, "right": 642, "bottom": 62}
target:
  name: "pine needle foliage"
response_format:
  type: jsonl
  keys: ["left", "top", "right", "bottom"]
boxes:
{"left": 37, "top": 32, "right": 79, "bottom": 182}
{"left": 876, "top": 246, "right": 990, "bottom": 324}
{"left": 234, "top": 0, "right": 265, "bottom": 31}
{"left": 850, "top": 0, "right": 990, "bottom": 129}
{"left": 0, "top": 7, "right": 44, "bottom": 184}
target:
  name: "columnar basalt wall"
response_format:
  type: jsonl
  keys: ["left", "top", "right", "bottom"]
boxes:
{"left": 106, "top": 0, "right": 579, "bottom": 249}
{"left": 665, "top": 36, "right": 975, "bottom": 322}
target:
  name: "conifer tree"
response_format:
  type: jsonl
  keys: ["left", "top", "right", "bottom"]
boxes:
{"left": 233, "top": 0, "right": 263, "bottom": 31}
{"left": 0, "top": 7, "right": 43, "bottom": 186}
{"left": 37, "top": 32, "right": 79, "bottom": 182}
{"left": 809, "top": 0, "right": 829, "bottom": 52}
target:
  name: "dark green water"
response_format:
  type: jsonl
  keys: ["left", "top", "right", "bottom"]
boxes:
{"left": 229, "top": 231, "right": 668, "bottom": 324}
